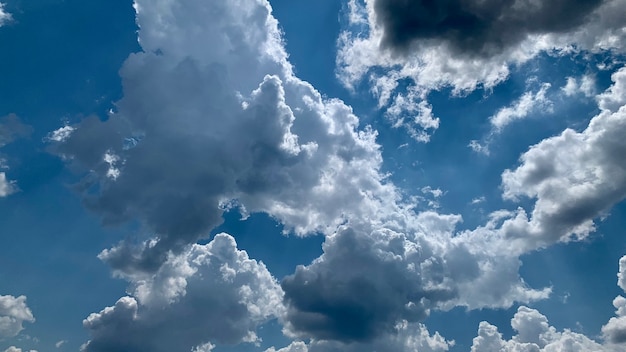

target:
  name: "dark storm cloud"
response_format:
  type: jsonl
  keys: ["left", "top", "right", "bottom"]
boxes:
{"left": 374, "top": 0, "right": 605, "bottom": 56}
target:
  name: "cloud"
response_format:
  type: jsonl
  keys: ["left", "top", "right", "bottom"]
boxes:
{"left": 83, "top": 234, "right": 283, "bottom": 352}
{"left": 0, "top": 114, "right": 32, "bottom": 197}
{"left": 339, "top": 0, "right": 626, "bottom": 92}
{"left": 281, "top": 214, "right": 550, "bottom": 343}
{"left": 601, "top": 255, "right": 626, "bottom": 344}
{"left": 500, "top": 66, "right": 626, "bottom": 251}
{"left": 51, "top": 0, "right": 396, "bottom": 275}
{"left": 489, "top": 83, "right": 553, "bottom": 132}
{"left": 0, "top": 295, "right": 35, "bottom": 339}
{"left": 562, "top": 75, "right": 597, "bottom": 97}
{"left": 267, "top": 321, "right": 452, "bottom": 352}
{"left": 473, "top": 254, "right": 626, "bottom": 351}
{"left": 3, "top": 348, "right": 38, "bottom": 352}
{"left": 49, "top": 0, "right": 626, "bottom": 349}
{"left": 337, "top": 0, "right": 626, "bottom": 141}
{"left": 0, "top": 3, "right": 11, "bottom": 27}
{"left": 471, "top": 307, "right": 610, "bottom": 352}
{"left": 373, "top": 0, "right": 604, "bottom": 57}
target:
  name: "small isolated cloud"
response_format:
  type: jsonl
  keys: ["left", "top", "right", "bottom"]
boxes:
{"left": 83, "top": 234, "right": 283, "bottom": 352}
{"left": 55, "top": 340, "right": 66, "bottom": 348}
{"left": 562, "top": 74, "right": 597, "bottom": 97}
{"left": 471, "top": 82, "right": 553, "bottom": 154}
{"left": 0, "top": 3, "right": 11, "bottom": 27}
{"left": 489, "top": 83, "right": 553, "bottom": 132}
{"left": 0, "top": 295, "right": 35, "bottom": 339}
{"left": 500, "top": 66, "right": 626, "bottom": 251}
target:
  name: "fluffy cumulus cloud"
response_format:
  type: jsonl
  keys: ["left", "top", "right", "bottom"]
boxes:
{"left": 500, "top": 66, "right": 626, "bottom": 252}
{"left": 337, "top": 0, "right": 626, "bottom": 140}
{"left": 0, "top": 295, "right": 35, "bottom": 339}
{"left": 280, "top": 213, "right": 550, "bottom": 344}
{"left": 0, "top": 114, "right": 32, "bottom": 197}
{"left": 83, "top": 234, "right": 283, "bottom": 352}
{"left": 471, "top": 306, "right": 610, "bottom": 352}
{"left": 473, "top": 255, "right": 626, "bottom": 351}
{"left": 51, "top": 0, "right": 395, "bottom": 276}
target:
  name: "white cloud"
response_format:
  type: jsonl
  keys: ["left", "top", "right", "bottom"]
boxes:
{"left": 55, "top": 340, "right": 67, "bottom": 349}
{"left": 0, "top": 3, "right": 11, "bottom": 27}
{"left": 83, "top": 234, "right": 283, "bottom": 352}
{"left": 500, "top": 66, "right": 626, "bottom": 252}
{"left": 0, "top": 295, "right": 35, "bottom": 339}
{"left": 473, "top": 254, "right": 626, "bottom": 351}
{"left": 0, "top": 172, "right": 16, "bottom": 197}
{"left": 3, "top": 348, "right": 38, "bottom": 352}
{"left": 562, "top": 75, "right": 597, "bottom": 97}
{"left": 471, "top": 307, "right": 610, "bottom": 352}
{"left": 489, "top": 83, "right": 553, "bottom": 132}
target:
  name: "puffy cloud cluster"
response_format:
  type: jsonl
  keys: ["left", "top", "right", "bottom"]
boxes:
{"left": 82, "top": 234, "right": 283, "bottom": 352}
{"left": 279, "top": 210, "right": 551, "bottom": 343}
{"left": 337, "top": 0, "right": 626, "bottom": 140}
{"left": 0, "top": 295, "right": 35, "bottom": 339}
{"left": 472, "top": 306, "right": 609, "bottom": 352}
{"left": 472, "top": 255, "right": 626, "bottom": 351}
{"left": 0, "top": 114, "right": 32, "bottom": 197}
{"left": 500, "top": 66, "right": 626, "bottom": 252}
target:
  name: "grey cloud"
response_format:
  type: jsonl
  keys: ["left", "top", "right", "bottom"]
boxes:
{"left": 281, "top": 218, "right": 549, "bottom": 343}
{"left": 374, "top": 0, "right": 603, "bottom": 57}
{"left": 83, "top": 234, "right": 283, "bottom": 352}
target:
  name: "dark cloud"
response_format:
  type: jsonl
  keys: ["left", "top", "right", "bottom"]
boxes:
{"left": 374, "top": 0, "right": 605, "bottom": 56}
{"left": 282, "top": 227, "right": 457, "bottom": 342}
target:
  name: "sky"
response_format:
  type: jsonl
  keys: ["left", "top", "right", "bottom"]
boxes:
{"left": 1, "top": 0, "right": 626, "bottom": 351}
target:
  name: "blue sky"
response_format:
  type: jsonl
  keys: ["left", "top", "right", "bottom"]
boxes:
{"left": 1, "top": 0, "right": 626, "bottom": 351}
